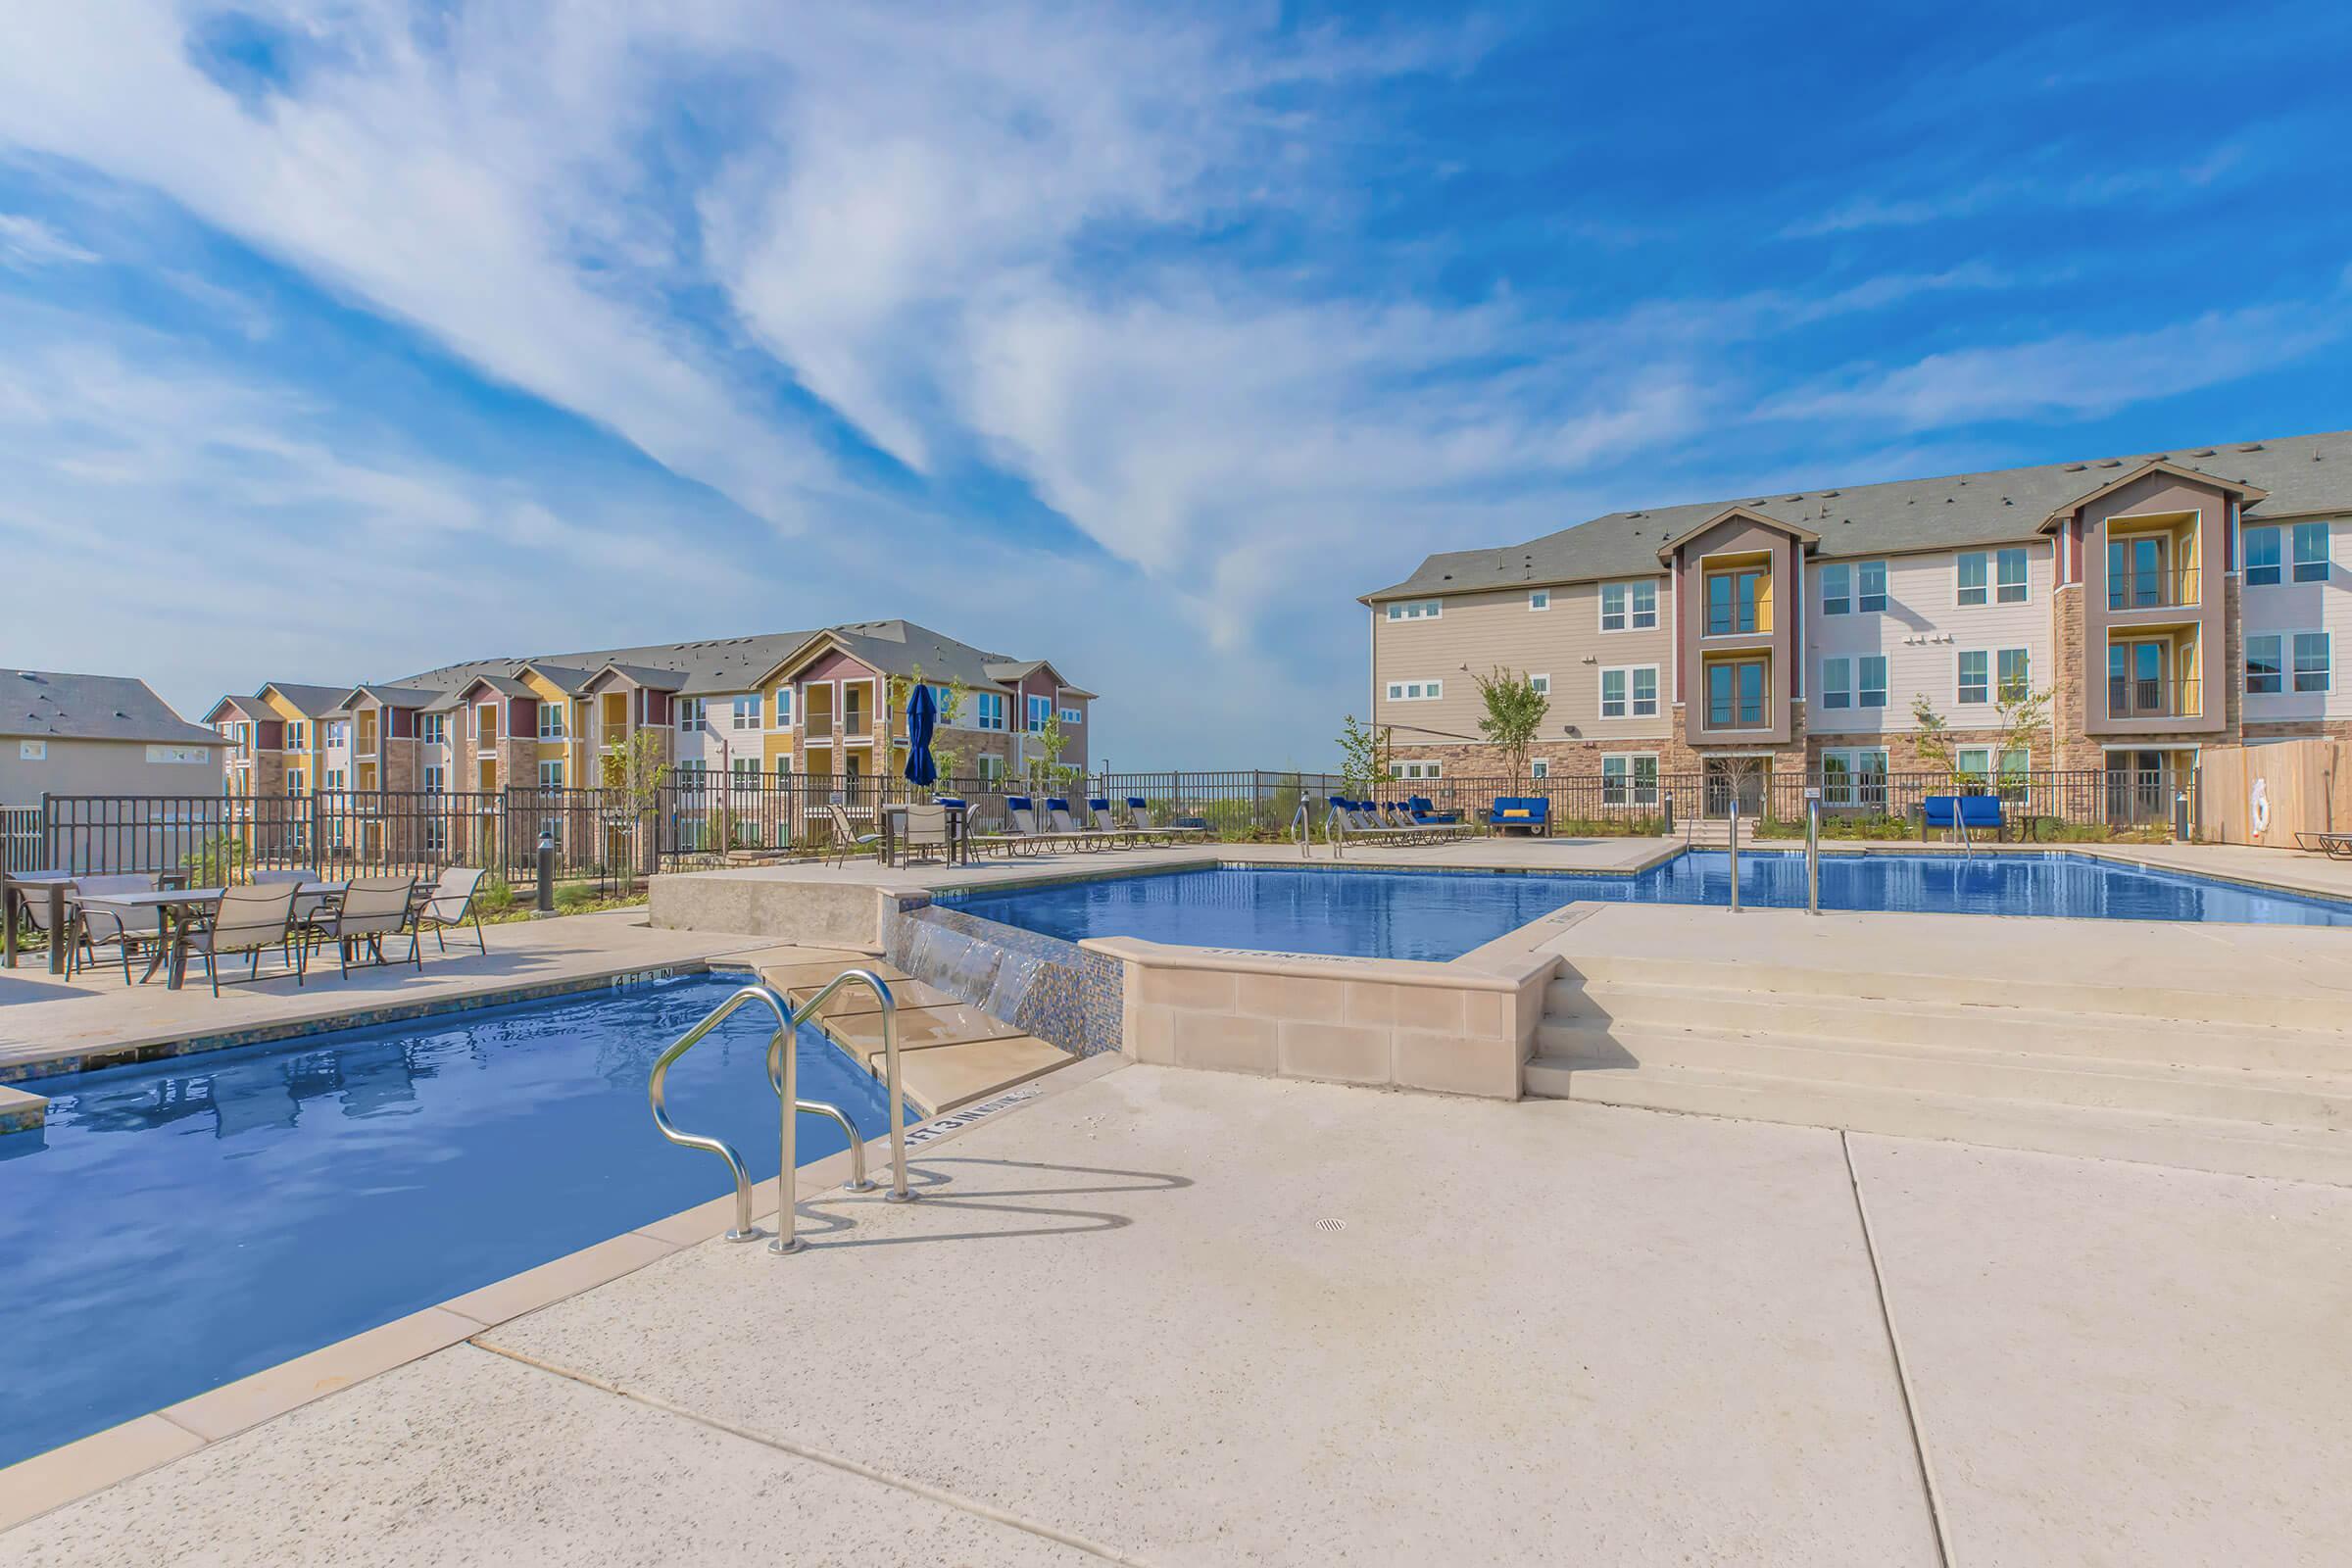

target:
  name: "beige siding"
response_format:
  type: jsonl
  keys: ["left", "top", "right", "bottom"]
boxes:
{"left": 0, "top": 736, "right": 224, "bottom": 808}
{"left": 1807, "top": 543, "right": 2056, "bottom": 733}
{"left": 1372, "top": 577, "right": 1675, "bottom": 749}
{"left": 2241, "top": 514, "right": 2352, "bottom": 723}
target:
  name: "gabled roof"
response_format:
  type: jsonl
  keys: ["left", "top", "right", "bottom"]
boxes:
{"left": 335, "top": 683, "right": 442, "bottom": 711}
{"left": 1365, "top": 428, "right": 2352, "bottom": 602}
{"left": 983, "top": 659, "right": 1096, "bottom": 700}
{"left": 259, "top": 682, "right": 353, "bottom": 716}
{"left": 424, "top": 674, "right": 535, "bottom": 711}
{"left": 756, "top": 619, "right": 1084, "bottom": 698}
{"left": 205, "top": 694, "right": 270, "bottom": 724}
{"left": 2034, "top": 457, "right": 2271, "bottom": 533}
{"left": 517, "top": 662, "right": 598, "bottom": 695}
{"left": 4, "top": 669, "right": 220, "bottom": 745}
{"left": 1652, "top": 505, "right": 1821, "bottom": 564}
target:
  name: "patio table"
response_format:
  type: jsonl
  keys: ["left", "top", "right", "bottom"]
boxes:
{"left": 76, "top": 882, "right": 345, "bottom": 991}
{"left": 4, "top": 870, "right": 190, "bottom": 976}
{"left": 877, "top": 802, "right": 970, "bottom": 868}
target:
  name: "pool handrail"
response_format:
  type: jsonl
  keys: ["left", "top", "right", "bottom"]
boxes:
{"left": 647, "top": 983, "right": 793, "bottom": 1245}
{"left": 773, "top": 967, "right": 916, "bottom": 1257}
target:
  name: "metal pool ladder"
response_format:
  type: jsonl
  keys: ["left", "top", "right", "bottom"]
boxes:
{"left": 646, "top": 971, "right": 916, "bottom": 1257}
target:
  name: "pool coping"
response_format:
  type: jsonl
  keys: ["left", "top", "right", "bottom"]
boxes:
{"left": 0, "top": 1048, "right": 1125, "bottom": 1534}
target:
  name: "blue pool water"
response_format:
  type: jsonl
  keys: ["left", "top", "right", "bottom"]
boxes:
{"left": 940, "top": 853, "right": 2352, "bottom": 961}
{"left": 0, "top": 975, "right": 901, "bottom": 1468}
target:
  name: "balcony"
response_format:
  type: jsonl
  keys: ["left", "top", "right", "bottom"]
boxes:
{"left": 2106, "top": 675, "right": 2202, "bottom": 721}
{"left": 2106, "top": 564, "right": 2201, "bottom": 612}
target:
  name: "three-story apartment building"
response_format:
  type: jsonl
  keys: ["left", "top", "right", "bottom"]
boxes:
{"left": 1362, "top": 429, "right": 2351, "bottom": 814}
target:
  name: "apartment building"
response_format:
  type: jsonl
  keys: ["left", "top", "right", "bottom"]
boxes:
{"left": 211, "top": 618, "right": 1094, "bottom": 801}
{"left": 1361, "top": 429, "right": 2352, "bottom": 813}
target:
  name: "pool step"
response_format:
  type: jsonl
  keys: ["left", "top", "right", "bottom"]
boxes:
{"left": 1534, "top": 1018, "right": 2352, "bottom": 1129}
{"left": 1540, "top": 980, "right": 2352, "bottom": 1074}
{"left": 1548, "top": 955, "right": 2352, "bottom": 1032}
{"left": 1527, "top": 1058, "right": 2352, "bottom": 1186}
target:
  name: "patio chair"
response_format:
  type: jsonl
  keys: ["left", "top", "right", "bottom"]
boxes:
{"left": 898, "top": 803, "right": 954, "bottom": 867}
{"left": 2292, "top": 830, "right": 2352, "bottom": 859}
{"left": 318, "top": 875, "right": 420, "bottom": 977}
{"left": 825, "top": 802, "right": 882, "bottom": 867}
{"left": 1044, "top": 798, "right": 1119, "bottom": 851}
{"left": 1083, "top": 798, "right": 1150, "bottom": 849}
{"left": 71, "top": 872, "right": 164, "bottom": 985}
{"left": 1127, "top": 799, "right": 1207, "bottom": 842}
{"left": 253, "top": 868, "right": 332, "bottom": 950}
{"left": 1406, "top": 795, "right": 1459, "bottom": 825}
{"left": 1004, "top": 797, "right": 1079, "bottom": 853}
{"left": 414, "top": 867, "right": 489, "bottom": 955}
{"left": 191, "top": 881, "right": 304, "bottom": 996}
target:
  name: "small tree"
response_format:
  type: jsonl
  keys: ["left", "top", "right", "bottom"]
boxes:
{"left": 1337, "top": 714, "right": 1396, "bottom": 794}
{"left": 1022, "top": 710, "right": 1073, "bottom": 794}
{"left": 1913, "top": 684, "right": 2051, "bottom": 792}
{"left": 1474, "top": 667, "right": 1549, "bottom": 790}
{"left": 1910, "top": 694, "right": 1958, "bottom": 783}
{"left": 600, "top": 729, "right": 670, "bottom": 890}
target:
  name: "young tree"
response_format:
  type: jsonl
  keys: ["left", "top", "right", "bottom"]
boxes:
{"left": 1336, "top": 714, "right": 1396, "bottom": 794}
{"left": 1912, "top": 684, "right": 2051, "bottom": 789}
{"left": 599, "top": 729, "right": 670, "bottom": 890}
{"left": 1909, "top": 694, "right": 1958, "bottom": 782}
{"left": 1022, "top": 710, "right": 1072, "bottom": 794}
{"left": 1474, "top": 666, "right": 1550, "bottom": 790}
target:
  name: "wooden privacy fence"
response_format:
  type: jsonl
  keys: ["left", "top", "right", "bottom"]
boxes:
{"left": 2194, "top": 738, "right": 2352, "bottom": 847}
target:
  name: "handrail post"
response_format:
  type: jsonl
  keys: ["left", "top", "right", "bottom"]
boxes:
{"left": 1727, "top": 798, "right": 1740, "bottom": 913}
{"left": 770, "top": 1006, "right": 806, "bottom": 1254}
{"left": 1805, "top": 795, "right": 1821, "bottom": 915}
{"left": 648, "top": 984, "right": 793, "bottom": 1246}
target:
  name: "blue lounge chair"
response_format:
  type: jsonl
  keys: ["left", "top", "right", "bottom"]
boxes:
{"left": 1923, "top": 794, "right": 2005, "bottom": 842}
{"left": 1489, "top": 796, "right": 1551, "bottom": 836}
{"left": 1406, "top": 795, "right": 1458, "bottom": 824}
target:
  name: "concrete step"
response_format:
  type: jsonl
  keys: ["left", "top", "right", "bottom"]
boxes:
{"left": 1547, "top": 956, "right": 2352, "bottom": 1032}
{"left": 1524, "top": 1058, "right": 2352, "bottom": 1187}
{"left": 1533, "top": 1022, "right": 2352, "bottom": 1129}
{"left": 1540, "top": 981, "right": 2352, "bottom": 1074}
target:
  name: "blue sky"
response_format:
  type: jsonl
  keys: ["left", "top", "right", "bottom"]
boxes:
{"left": 2, "top": 2, "right": 2348, "bottom": 767}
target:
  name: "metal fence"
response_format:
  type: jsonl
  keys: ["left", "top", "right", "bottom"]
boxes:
{"left": 10, "top": 762, "right": 2187, "bottom": 880}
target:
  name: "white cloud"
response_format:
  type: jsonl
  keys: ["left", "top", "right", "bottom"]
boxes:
{"left": 0, "top": 213, "right": 98, "bottom": 268}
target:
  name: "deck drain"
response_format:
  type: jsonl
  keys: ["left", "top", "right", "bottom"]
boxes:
{"left": 1314, "top": 1217, "right": 1347, "bottom": 1235}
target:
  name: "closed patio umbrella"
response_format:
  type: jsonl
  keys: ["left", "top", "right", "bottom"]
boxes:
{"left": 904, "top": 681, "right": 939, "bottom": 788}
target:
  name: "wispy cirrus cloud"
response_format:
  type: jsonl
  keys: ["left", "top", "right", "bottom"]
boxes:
{"left": 0, "top": 212, "right": 98, "bottom": 269}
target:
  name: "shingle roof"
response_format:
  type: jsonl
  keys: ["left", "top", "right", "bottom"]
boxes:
{"left": 1364, "top": 428, "right": 2352, "bottom": 601}
{"left": 260, "top": 682, "right": 352, "bottom": 715}
{"left": 206, "top": 694, "right": 270, "bottom": 723}
{"left": 3, "top": 669, "right": 220, "bottom": 745}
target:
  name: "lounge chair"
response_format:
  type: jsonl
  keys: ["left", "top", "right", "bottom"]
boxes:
{"left": 1005, "top": 797, "right": 1084, "bottom": 853}
{"left": 1045, "top": 798, "right": 1130, "bottom": 850}
{"left": 318, "top": 874, "right": 420, "bottom": 977}
{"left": 71, "top": 873, "right": 164, "bottom": 985}
{"left": 1324, "top": 796, "right": 1422, "bottom": 855}
{"left": 1488, "top": 797, "right": 1551, "bottom": 836}
{"left": 1126, "top": 799, "right": 1207, "bottom": 842}
{"left": 2293, "top": 830, "right": 2352, "bottom": 859}
{"left": 1406, "top": 795, "right": 1459, "bottom": 825}
{"left": 825, "top": 802, "right": 882, "bottom": 867}
{"left": 1085, "top": 798, "right": 1150, "bottom": 849}
{"left": 191, "top": 881, "right": 304, "bottom": 996}
{"left": 414, "top": 866, "right": 489, "bottom": 955}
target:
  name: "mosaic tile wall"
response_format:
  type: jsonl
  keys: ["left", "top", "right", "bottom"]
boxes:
{"left": 883, "top": 896, "right": 1123, "bottom": 1057}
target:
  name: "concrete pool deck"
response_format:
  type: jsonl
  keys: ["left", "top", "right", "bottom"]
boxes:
{"left": 4, "top": 1061, "right": 2345, "bottom": 1565}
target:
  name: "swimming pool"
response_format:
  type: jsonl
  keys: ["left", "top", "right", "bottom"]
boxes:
{"left": 0, "top": 975, "right": 900, "bottom": 1468}
{"left": 939, "top": 853, "right": 2352, "bottom": 961}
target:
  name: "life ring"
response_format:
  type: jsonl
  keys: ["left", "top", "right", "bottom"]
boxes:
{"left": 2250, "top": 777, "right": 2270, "bottom": 837}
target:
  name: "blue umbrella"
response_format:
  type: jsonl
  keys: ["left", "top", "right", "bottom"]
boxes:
{"left": 903, "top": 681, "right": 939, "bottom": 788}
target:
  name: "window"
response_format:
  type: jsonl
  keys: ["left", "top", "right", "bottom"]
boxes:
{"left": 1996, "top": 548, "right": 2029, "bottom": 603}
{"left": 1857, "top": 560, "right": 1886, "bottom": 612}
{"left": 2247, "top": 634, "right": 2284, "bottom": 695}
{"left": 773, "top": 687, "right": 794, "bottom": 727}
{"left": 1059, "top": 707, "right": 1083, "bottom": 725}
{"left": 1632, "top": 666, "right": 1658, "bottom": 716}
{"left": 1821, "top": 657, "right": 1851, "bottom": 710}
{"left": 1529, "top": 673, "right": 1551, "bottom": 696}
{"left": 538, "top": 760, "right": 564, "bottom": 788}
{"left": 1601, "top": 754, "right": 1659, "bottom": 807}
{"left": 539, "top": 703, "right": 566, "bottom": 740}
{"left": 1705, "top": 566, "right": 1767, "bottom": 634}
{"left": 1997, "top": 648, "right": 2031, "bottom": 703}
{"left": 286, "top": 720, "right": 308, "bottom": 752}
{"left": 326, "top": 720, "right": 350, "bottom": 748}
{"left": 731, "top": 756, "right": 761, "bottom": 782}
{"left": 1529, "top": 589, "right": 1550, "bottom": 612}
{"left": 977, "top": 755, "right": 1003, "bottom": 783}
{"left": 1958, "top": 651, "right": 1989, "bottom": 705}
{"left": 1530, "top": 759, "right": 1549, "bottom": 779}
{"left": 675, "top": 759, "right": 708, "bottom": 781}
{"left": 475, "top": 703, "right": 499, "bottom": 744}
{"left": 1957, "top": 747, "right": 1991, "bottom": 779}
{"left": 1599, "top": 579, "right": 1656, "bottom": 631}
{"left": 1386, "top": 680, "right": 1443, "bottom": 701}
{"left": 731, "top": 696, "right": 759, "bottom": 731}
{"left": 775, "top": 755, "right": 794, "bottom": 778}
{"left": 1385, "top": 599, "right": 1443, "bottom": 621}
{"left": 1820, "top": 749, "right": 1889, "bottom": 809}
{"left": 1821, "top": 564, "right": 1850, "bottom": 616}
{"left": 1600, "top": 668, "right": 1625, "bottom": 718}
{"left": 676, "top": 698, "right": 705, "bottom": 732}
{"left": 1858, "top": 656, "right": 1887, "bottom": 709}
{"left": 1705, "top": 660, "right": 1766, "bottom": 728}
{"left": 2244, "top": 525, "right": 2280, "bottom": 586}
{"left": 2293, "top": 522, "right": 2330, "bottom": 583}
{"left": 1391, "top": 760, "right": 1444, "bottom": 781}
{"left": 421, "top": 765, "right": 442, "bottom": 794}
{"left": 1026, "top": 695, "right": 1053, "bottom": 732}
{"left": 286, "top": 768, "right": 306, "bottom": 796}
{"left": 973, "top": 692, "right": 1006, "bottom": 731}
{"left": 1957, "top": 552, "right": 1987, "bottom": 606}
{"left": 1597, "top": 666, "right": 1656, "bottom": 718}
{"left": 2294, "top": 632, "right": 2331, "bottom": 694}
{"left": 419, "top": 713, "right": 446, "bottom": 747}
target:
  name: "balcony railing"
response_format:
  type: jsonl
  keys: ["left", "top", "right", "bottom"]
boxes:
{"left": 843, "top": 711, "right": 872, "bottom": 739}
{"left": 2106, "top": 675, "right": 2202, "bottom": 720}
{"left": 2107, "top": 564, "right": 2201, "bottom": 612}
